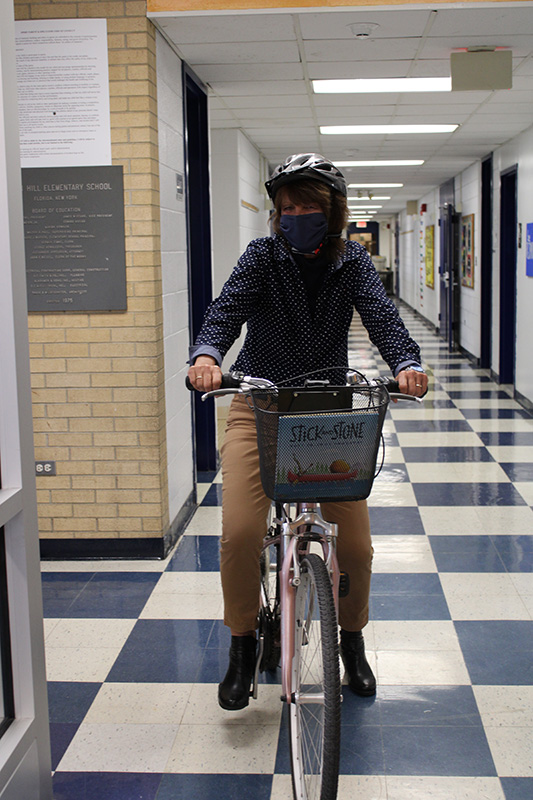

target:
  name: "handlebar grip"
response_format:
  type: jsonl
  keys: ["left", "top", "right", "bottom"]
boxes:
{"left": 372, "top": 376, "right": 400, "bottom": 393}
{"left": 220, "top": 372, "right": 243, "bottom": 389}
{"left": 186, "top": 372, "right": 243, "bottom": 391}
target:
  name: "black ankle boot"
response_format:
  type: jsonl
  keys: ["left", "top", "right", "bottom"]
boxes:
{"left": 340, "top": 629, "right": 376, "bottom": 697}
{"left": 218, "top": 635, "right": 257, "bottom": 711}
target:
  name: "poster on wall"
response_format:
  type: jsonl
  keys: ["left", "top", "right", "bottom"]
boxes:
{"left": 461, "top": 213, "right": 475, "bottom": 288}
{"left": 22, "top": 165, "right": 126, "bottom": 312}
{"left": 527, "top": 223, "right": 533, "bottom": 277}
{"left": 425, "top": 224, "right": 435, "bottom": 289}
{"left": 15, "top": 18, "right": 112, "bottom": 168}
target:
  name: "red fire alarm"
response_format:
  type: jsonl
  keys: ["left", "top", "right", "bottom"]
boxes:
{"left": 420, "top": 204, "right": 427, "bottom": 213}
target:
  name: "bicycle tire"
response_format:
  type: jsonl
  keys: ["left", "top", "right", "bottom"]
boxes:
{"left": 289, "top": 553, "right": 341, "bottom": 800}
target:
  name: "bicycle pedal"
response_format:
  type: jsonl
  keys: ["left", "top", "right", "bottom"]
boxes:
{"left": 339, "top": 572, "right": 350, "bottom": 598}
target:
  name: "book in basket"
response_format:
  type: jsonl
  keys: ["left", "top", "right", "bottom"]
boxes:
{"left": 274, "top": 409, "right": 380, "bottom": 500}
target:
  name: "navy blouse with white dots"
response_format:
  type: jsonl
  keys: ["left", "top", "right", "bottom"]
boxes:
{"left": 189, "top": 235, "right": 422, "bottom": 384}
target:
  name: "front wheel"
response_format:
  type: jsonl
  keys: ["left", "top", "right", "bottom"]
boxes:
{"left": 289, "top": 553, "right": 341, "bottom": 800}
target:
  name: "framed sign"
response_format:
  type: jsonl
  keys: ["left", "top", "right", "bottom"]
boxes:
{"left": 22, "top": 165, "right": 126, "bottom": 312}
{"left": 461, "top": 213, "right": 475, "bottom": 288}
{"left": 425, "top": 224, "right": 434, "bottom": 289}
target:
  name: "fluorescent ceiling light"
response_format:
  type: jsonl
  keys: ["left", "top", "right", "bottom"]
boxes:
{"left": 313, "top": 77, "right": 451, "bottom": 94}
{"left": 321, "top": 124, "right": 458, "bottom": 135}
{"left": 349, "top": 196, "right": 391, "bottom": 201}
{"left": 349, "top": 183, "right": 403, "bottom": 188}
{"left": 348, "top": 205, "right": 382, "bottom": 209}
{"left": 336, "top": 160, "right": 423, "bottom": 167}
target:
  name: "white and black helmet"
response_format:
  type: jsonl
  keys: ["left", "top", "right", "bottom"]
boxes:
{"left": 265, "top": 153, "right": 347, "bottom": 200}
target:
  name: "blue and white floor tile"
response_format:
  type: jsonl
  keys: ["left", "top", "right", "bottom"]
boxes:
{"left": 43, "top": 306, "right": 533, "bottom": 799}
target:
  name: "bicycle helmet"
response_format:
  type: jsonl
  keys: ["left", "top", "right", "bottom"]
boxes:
{"left": 265, "top": 153, "right": 347, "bottom": 200}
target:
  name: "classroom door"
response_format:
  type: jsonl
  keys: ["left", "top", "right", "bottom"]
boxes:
{"left": 498, "top": 166, "right": 518, "bottom": 385}
{"left": 184, "top": 65, "right": 217, "bottom": 472}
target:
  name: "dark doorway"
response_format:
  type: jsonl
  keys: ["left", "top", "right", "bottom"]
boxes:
{"left": 499, "top": 166, "right": 518, "bottom": 385}
{"left": 480, "top": 156, "right": 493, "bottom": 369}
{"left": 184, "top": 65, "right": 217, "bottom": 472}
{"left": 347, "top": 220, "right": 380, "bottom": 255}
{"left": 439, "top": 179, "right": 460, "bottom": 351}
{"left": 394, "top": 220, "right": 400, "bottom": 297}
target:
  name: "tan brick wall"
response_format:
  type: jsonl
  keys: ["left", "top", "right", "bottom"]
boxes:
{"left": 14, "top": 0, "right": 170, "bottom": 547}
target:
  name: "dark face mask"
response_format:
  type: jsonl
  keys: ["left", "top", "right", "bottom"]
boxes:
{"left": 279, "top": 212, "right": 328, "bottom": 254}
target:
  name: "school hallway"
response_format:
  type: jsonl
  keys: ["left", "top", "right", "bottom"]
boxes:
{"left": 42, "top": 305, "right": 533, "bottom": 800}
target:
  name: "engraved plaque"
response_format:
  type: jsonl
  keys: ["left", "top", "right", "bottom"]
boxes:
{"left": 22, "top": 165, "right": 127, "bottom": 312}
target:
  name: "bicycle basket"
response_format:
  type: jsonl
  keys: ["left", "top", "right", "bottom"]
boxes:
{"left": 250, "top": 385, "right": 390, "bottom": 502}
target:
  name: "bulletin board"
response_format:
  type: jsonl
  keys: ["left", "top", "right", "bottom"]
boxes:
{"left": 425, "top": 225, "right": 435, "bottom": 289}
{"left": 461, "top": 214, "right": 475, "bottom": 288}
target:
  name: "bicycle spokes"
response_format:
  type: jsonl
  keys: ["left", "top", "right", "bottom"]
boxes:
{"left": 289, "top": 555, "right": 340, "bottom": 800}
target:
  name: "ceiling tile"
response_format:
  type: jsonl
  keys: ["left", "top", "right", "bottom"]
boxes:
{"left": 213, "top": 94, "right": 310, "bottom": 109}
{"left": 420, "top": 35, "right": 533, "bottom": 59}
{"left": 298, "top": 10, "right": 434, "bottom": 39}
{"left": 303, "top": 39, "right": 421, "bottom": 63}
{"left": 179, "top": 41, "right": 300, "bottom": 66}
{"left": 208, "top": 80, "right": 307, "bottom": 97}
{"left": 308, "top": 61, "right": 412, "bottom": 80}
{"left": 428, "top": 7, "right": 533, "bottom": 37}
{"left": 158, "top": 13, "right": 295, "bottom": 44}
{"left": 151, "top": 4, "right": 533, "bottom": 206}
{"left": 194, "top": 63, "right": 305, "bottom": 83}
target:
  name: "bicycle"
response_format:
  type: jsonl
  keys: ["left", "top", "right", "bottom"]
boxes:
{"left": 189, "top": 368, "right": 421, "bottom": 800}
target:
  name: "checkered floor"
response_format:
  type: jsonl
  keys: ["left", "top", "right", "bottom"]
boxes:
{"left": 43, "top": 305, "right": 533, "bottom": 800}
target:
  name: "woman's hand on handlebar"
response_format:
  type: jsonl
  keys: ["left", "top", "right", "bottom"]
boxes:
{"left": 188, "top": 356, "right": 223, "bottom": 392}
{"left": 396, "top": 367, "right": 428, "bottom": 398}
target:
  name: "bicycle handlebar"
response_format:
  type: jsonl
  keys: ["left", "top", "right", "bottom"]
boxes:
{"left": 185, "top": 373, "right": 242, "bottom": 392}
{"left": 186, "top": 371, "right": 423, "bottom": 403}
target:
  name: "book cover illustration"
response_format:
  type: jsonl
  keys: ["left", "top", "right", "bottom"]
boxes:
{"left": 274, "top": 410, "right": 380, "bottom": 500}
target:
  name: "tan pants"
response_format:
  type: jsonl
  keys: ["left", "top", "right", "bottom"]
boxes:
{"left": 220, "top": 396, "right": 373, "bottom": 633}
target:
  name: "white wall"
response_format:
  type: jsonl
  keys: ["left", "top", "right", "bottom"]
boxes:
{"left": 398, "top": 122, "right": 533, "bottom": 407}
{"left": 455, "top": 162, "right": 482, "bottom": 359}
{"left": 398, "top": 191, "right": 440, "bottom": 329}
{"left": 210, "top": 128, "right": 269, "bottom": 381}
{"left": 156, "top": 33, "right": 193, "bottom": 524}
{"left": 398, "top": 208, "right": 418, "bottom": 311}
{"left": 419, "top": 190, "right": 440, "bottom": 329}
{"left": 493, "top": 124, "right": 533, "bottom": 406}
{"left": 377, "top": 219, "right": 394, "bottom": 268}
{"left": 399, "top": 175, "right": 481, "bottom": 349}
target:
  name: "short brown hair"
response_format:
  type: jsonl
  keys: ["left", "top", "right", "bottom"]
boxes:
{"left": 272, "top": 180, "right": 349, "bottom": 260}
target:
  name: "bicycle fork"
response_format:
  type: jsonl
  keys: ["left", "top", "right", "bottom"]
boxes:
{"left": 279, "top": 505, "right": 340, "bottom": 706}
{"left": 251, "top": 504, "right": 340, "bottom": 704}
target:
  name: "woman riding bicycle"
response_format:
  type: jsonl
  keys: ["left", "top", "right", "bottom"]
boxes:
{"left": 188, "top": 153, "right": 428, "bottom": 710}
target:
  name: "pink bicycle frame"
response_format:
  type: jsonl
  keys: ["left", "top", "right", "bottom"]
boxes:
{"left": 277, "top": 502, "right": 340, "bottom": 705}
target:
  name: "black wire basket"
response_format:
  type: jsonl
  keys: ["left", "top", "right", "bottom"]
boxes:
{"left": 250, "top": 385, "right": 390, "bottom": 502}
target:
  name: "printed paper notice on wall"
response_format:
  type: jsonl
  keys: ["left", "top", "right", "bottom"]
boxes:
{"left": 527, "top": 223, "right": 533, "bottom": 278}
{"left": 15, "top": 19, "right": 112, "bottom": 168}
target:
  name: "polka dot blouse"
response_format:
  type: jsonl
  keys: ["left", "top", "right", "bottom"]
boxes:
{"left": 189, "top": 235, "right": 422, "bottom": 384}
